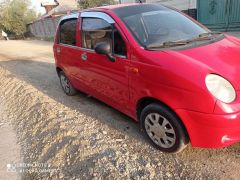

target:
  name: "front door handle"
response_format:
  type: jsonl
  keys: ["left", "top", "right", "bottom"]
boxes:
{"left": 81, "top": 53, "right": 88, "bottom": 61}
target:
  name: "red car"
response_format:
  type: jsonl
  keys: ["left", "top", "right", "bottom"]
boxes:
{"left": 53, "top": 3, "right": 240, "bottom": 153}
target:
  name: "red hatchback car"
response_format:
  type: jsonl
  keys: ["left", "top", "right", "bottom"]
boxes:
{"left": 53, "top": 3, "right": 240, "bottom": 153}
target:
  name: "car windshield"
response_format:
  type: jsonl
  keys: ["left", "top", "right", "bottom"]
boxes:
{"left": 114, "top": 4, "right": 209, "bottom": 48}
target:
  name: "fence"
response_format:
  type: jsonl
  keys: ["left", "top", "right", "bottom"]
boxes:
{"left": 28, "top": 16, "right": 62, "bottom": 38}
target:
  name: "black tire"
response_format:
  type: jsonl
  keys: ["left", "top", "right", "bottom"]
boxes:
{"left": 140, "top": 103, "right": 189, "bottom": 153}
{"left": 59, "top": 71, "right": 77, "bottom": 96}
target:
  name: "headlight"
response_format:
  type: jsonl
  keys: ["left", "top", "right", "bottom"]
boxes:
{"left": 205, "top": 74, "right": 236, "bottom": 103}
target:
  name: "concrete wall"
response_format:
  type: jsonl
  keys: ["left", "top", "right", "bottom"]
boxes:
{"left": 120, "top": 0, "right": 136, "bottom": 3}
{"left": 121, "top": 0, "right": 197, "bottom": 10}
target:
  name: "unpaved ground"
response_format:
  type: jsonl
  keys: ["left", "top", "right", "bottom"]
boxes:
{"left": 0, "top": 102, "right": 21, "bottom": 180}
{"left": 0, "top": 40, "right": 240, "bottom": 179}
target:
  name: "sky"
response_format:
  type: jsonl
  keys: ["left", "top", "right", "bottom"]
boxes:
{"left": 31, "top": 0, "right": 46, "bottom": 14}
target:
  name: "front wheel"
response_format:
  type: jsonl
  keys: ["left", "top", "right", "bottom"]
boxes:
{"left": 140, "top": 103, "right": 189, "bottom": 153}
{"left": 59, "top": 71, "right": 77, "bottom": 96}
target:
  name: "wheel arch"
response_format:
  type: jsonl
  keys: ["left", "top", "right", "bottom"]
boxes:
{"left": 136, "top": 96, "right": 189, "bottom": 140}
{"left": 136, "top": 97, "right": 170, "bottom": 120}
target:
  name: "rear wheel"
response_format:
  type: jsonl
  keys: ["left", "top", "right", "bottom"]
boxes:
{"left": 140, "top": 103, "right": 189, "bottom": 153}
{"left": 59, "top": 71, "right": 77, "bottom": 96}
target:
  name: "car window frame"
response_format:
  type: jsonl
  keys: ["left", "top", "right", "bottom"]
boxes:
{"left": 112, "top": 27, "right": 128, "bottom": 58}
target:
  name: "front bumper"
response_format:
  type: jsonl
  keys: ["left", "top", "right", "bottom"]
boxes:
{"left": 176, "top": 109, "right": 240, "bottom": 148}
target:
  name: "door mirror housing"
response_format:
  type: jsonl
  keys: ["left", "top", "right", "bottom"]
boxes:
{"left": 94, "top": 42, "right": 116, "bottom": 62}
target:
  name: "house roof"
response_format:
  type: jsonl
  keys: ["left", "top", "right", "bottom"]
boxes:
{"left": 56, "top": 0, "right": 78, "bottom": 9}
{"left": 43, "top": 2, "right": 76, "bottom": 17}
{"left": 43, "top": 4, "right": 77, "bottom": 17}
{"left": 41, "top": 0, "right": 58, "bottom": 6}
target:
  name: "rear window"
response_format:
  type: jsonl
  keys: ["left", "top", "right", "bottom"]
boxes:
{"left": 59, "top": 18, "right": 77, "bottom": 46}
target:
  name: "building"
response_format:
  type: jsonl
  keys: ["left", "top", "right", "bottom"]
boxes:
{"left": 41, "top": 0, "right": 59, "bottom": 13}
{"left": 56, "top": 0, "right": 78, "bottom": 9}
{"left": 42, "top": 0, "right": 78, "bottom": 18}
{"left": 28, "top": 0, "right": 78, "bottom": 38}
{"left": 148, "top": 0, "right": 196, "bottom": 10}
{"left": 120, "top": 0, "right": 196, "bottom": 10}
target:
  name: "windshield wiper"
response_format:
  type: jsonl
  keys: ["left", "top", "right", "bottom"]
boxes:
{"left": 198, "top": 32, "right": 223, "bottom": 38}
{"left": 146, "top": 40, "right": 190, "bottom": 49}
{"left": 189, "top": 32, "right": 222, "bottom": 42}
{"left": 145, "top": 32, "right": 223, "bottom": 49}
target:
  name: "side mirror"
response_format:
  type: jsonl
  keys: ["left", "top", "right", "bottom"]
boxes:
{"left": 94, "top": 42, "right": 116, "bottom": 62}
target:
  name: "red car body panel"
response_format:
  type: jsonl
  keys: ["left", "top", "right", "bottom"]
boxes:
{"left": 53, "top": 4, "right": 240, "bottom": 149}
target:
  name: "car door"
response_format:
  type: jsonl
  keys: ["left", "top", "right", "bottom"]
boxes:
{"left": 58, "top": 17, "right": 79, "bottom": 77}
{"left": 57, "top": 14, "right": 91, "bottom": 91}
{"left": 79, "top": 12, "right": 130, "bottom": 112}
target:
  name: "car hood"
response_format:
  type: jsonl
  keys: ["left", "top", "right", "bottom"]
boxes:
{"left": 168, "top": 35, "right": 240, "bottom": 89}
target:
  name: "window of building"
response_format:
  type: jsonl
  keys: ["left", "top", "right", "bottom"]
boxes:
{"left": 59, "top": 18, "right": 77, "bottom": 46}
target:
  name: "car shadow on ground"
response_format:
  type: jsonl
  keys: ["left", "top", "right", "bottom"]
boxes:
{"left": 1, "top": 58, "right": 240, "bottom": 178}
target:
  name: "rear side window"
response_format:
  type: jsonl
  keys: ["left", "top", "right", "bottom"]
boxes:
{"left": 59, "top": 18, "right": 77, "bottom": 46}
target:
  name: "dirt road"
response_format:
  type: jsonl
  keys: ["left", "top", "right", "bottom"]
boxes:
{"left": 0, "top": 40, "right": 240, "bottom": 179}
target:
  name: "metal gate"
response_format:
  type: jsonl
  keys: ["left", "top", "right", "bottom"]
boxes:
{"left": 197, "top": 0, "right": 240, "bottom": 31}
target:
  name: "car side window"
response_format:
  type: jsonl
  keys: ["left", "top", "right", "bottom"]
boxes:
{"left": 82, "top": 18, "right": 112, "bottom": 50}
{"left": 82, "top": 18, "right": 127, "bottom": 57}
{"left": 59, "top": 18, "right": 77, "bottom": 46}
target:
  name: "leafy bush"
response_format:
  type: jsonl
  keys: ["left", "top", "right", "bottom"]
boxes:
{"left": 0, "top": 0, "right": 37, "bottom": 38}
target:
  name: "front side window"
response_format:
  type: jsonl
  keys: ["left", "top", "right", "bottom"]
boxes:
{"left": 59, "top": 18, "right": 77, "bottom": 46}
{"left": 82, "top": 17, "right": 127, "bottom": 56}
{"left": 82, "top": 18, "right": 112, "bottom": 50}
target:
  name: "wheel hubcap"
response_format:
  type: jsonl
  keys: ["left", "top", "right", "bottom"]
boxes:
{"left": 60, "top": 75, "right": 70, "bottom": 93}
{"left": 145, "top": 113, "right": 176, "bottom": 148}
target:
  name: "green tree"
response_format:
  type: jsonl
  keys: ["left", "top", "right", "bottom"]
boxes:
{"left": 0, "top": 0, "right": 37, "bottom": 37}
{"left": 77, "top": 0, "right": 116, "bottom": 9}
